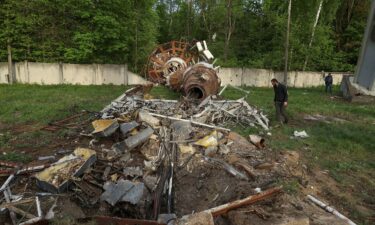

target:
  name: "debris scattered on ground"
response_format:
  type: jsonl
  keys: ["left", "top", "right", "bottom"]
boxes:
{"left": 0, "top": 85, "right": 352, "bottom": 225}
{"left": 41, "top": 111, "right": 90, "bottom": 132}
{"left": 293, "top": 130, "right": 309, "bottom": 138}
{"left": 101, "top": 86, "right": 269, "bottom": 130}
{"left": 35, "top": 148, "right": 96, "bottom": 193}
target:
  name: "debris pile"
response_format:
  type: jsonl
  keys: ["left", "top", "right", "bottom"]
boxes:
{"left": 101, "top": 86, "right": 269, "bottom": 131}
{"left": 0, "top": 86, "right": 355, "bottom": 225}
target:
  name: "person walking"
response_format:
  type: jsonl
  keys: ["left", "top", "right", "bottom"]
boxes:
{"left": 271, "top": 78, "right": 288, "bottom": 124}
{"left": 324, "top": 73, "right": 333, "bottom": 94}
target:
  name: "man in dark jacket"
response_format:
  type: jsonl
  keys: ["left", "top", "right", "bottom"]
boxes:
{"left": 271, "top": 78, "right": 288, "bottom": 124}
{"left": 324, "top": 73, "right": 333, "bottom": 94}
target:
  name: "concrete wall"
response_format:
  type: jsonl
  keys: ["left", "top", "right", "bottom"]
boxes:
{"left": 0, "top": 62, "right": 150, "bottom": 85}
{"left": 0, "top": 61, "right": 347, "bottom": 87}
{"left": 219, "top": 68, "right": 346, "bottom": 87}
{"left": 0, "top": 63, "right": 8, "bottom": 83}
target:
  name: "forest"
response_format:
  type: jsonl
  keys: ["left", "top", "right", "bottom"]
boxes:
{"left": 0, "top": 0, "right": 371, "bottom": 73}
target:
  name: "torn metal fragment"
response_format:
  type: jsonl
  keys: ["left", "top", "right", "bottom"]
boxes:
{"left": 121, "top": 182, "right": 145, "bottom": 205}
{"left": 92, "top": 119, "right": 119, "bottom": 137}
{"left": 123, "top": 166, "right": 143, "bottom": 177}
{"left": 35, "top": 148, "right": 96, "bottom": 193}
{"left": 100, "top": 179, "right": 146, "bottom": 206}
{"left": 101, "top": 179, "right": 134, "bottom": 206}
{"left": 120, "top": 121, "right": 140, "bottom": 136}
{"left": 124, "top": 127, "right": 154, "bottom": 150}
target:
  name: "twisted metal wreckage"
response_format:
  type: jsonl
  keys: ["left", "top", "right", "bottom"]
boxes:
{"left": 146, "top": 40, "right": 221, "bottom": 100}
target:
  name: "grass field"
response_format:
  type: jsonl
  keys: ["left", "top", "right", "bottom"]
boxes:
{"left": 0, "top": 84, "right": 374, "bottom": 224}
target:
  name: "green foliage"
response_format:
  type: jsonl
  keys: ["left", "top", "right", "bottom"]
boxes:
{"left": 0, "top": 0, "right": 371, "bottom": 72}
{"left": 0, "top": 0, "right": 158, "bottom": 72}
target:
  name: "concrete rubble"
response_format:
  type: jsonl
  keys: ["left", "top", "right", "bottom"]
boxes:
{"left": 0, "top": 85, "right": 355, "bottom": 225}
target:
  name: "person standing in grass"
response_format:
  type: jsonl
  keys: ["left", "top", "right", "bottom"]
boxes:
{"left": 271, "top": 78, "right": 288, "bottom": 124}
{"left": 324, "top": 73, "right": 333, "bottom": 94}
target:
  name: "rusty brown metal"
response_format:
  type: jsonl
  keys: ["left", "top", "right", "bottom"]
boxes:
{"left": 146, "top": 40, "right": 221, "bottom": 100}
{"left": 182, "top": 63, "right": 221, "bottom": 100}
{"left": 207, "top": 186, "right": 282, "bottom": 217}
{"left": 146, "top": 41, "right": 197, "bottom": 84}
{"left": 168, "top": 70, "right": 184, "bottom": 90}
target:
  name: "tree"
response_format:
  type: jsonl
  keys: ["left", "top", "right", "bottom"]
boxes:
{"left": 0, "top": 0, "right": 370, "bottom": 73}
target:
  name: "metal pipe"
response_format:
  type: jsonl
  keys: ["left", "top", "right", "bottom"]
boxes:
{"left": 307, "top": 195, "right": 356, "bottom": 225}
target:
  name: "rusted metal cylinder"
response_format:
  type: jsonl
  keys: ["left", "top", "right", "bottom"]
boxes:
{"left": 167, "top": 69, "right": 184, "bottom": 91}
{"left": 146, "top": 41, "right": 221, "bottom": 100}
{"left": 182, "top": 63, "right": 221, "bottom": 100}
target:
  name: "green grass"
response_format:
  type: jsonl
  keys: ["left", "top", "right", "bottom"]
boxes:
{"left": 0, "top": 84, "right": 130, "bottom": 124}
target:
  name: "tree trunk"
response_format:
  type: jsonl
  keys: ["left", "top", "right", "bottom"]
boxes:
{"left": 303, "top": 0, "right": 323, "bottom": 71}
{"left": 134, "top": 2, "right": 139, "bottom": 72}
{"left": 187, "top": 0, "right": 192, "bottom": 39}
{"left": 284, "top": 0, "right": 292, "bottom": 85}
{"left": 7, "top": 39, "right": 13, "bottom": 84}
{"left": 224, "top": 0, "right": 235, "bottom": 62}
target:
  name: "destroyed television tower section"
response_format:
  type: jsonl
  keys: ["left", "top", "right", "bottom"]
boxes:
{"left": 146, "top": 40, "right": 220, "bottom": 100}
